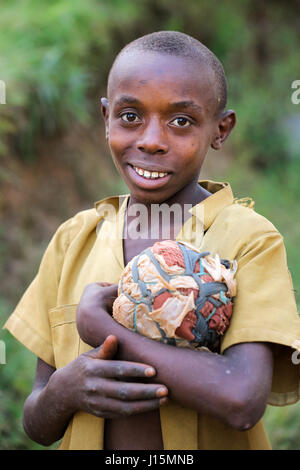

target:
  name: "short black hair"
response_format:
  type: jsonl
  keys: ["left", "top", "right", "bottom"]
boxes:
{"left": 108, "top": 31, "right": 227, "bottom": 117}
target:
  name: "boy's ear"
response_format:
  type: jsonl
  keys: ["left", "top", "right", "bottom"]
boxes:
{"left": 100, "top": 97, "right": 110, "bottom": 139}
{"left": 211, "top": 110, "right": 236, "bottom": 150}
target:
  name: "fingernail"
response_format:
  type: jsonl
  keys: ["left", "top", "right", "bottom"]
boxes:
{"left": 159, "top": 397, "right": 168, "bottom": 406}
{"left": 156, "top": 387, "right": 168, "bottom": 398}
{"left": 145, "top": 367, "right": 156, "bottom": 377}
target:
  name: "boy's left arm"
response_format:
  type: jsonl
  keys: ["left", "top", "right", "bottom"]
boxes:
{"left": 76, "top": 283, "right": 273, "bottom": 431}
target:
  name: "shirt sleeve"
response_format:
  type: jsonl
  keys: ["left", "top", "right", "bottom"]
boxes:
{"left": 3, "top": 218, "right": 74, "bottom": 367}
{"left": 220, "top": 230, "right": 300, "bottom": 406}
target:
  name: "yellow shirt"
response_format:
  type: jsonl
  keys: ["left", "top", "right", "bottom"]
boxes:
{"left": 4, "top": 180, "right": 300, "bottom": 450}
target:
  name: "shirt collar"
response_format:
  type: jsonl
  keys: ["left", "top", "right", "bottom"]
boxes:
{"left": 94, "top": 194, "right": 129, "bottom": 223}
{"left": 94, "top": 180, "right": 234, "bottom": 231}
{"left": 189, "top": 180, "right": 234, "bottom": 231}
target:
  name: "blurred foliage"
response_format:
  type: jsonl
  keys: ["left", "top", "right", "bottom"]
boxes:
{"left": 0, "top": 0, "right": 143, "bottom": 160}
{"left": 221, "top": 159, "right": 300, "bottom": 306}
{"left": 0, "top": 0, "right": 299, "bottom": 167}
{"left": 0, "top": 0, "right": 300, "bottom": 450}
{"left": 0, "top": 298, "right": 42, "bottom": 449}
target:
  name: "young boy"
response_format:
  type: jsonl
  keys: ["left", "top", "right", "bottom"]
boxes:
{"left": 4, "top": 31, "right": 300, "bottom": 450}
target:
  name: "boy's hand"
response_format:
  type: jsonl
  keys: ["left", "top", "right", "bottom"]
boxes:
{"left": 61, "top": 335, "right": 168, "bottom": 419}
{"left": 97, "top": 282, "right": 119, "bottom": 312}
{"left": 79, "top": 282, "right": 118, "bottom": 315}
{"left": 76, "top": 282, "right": 120, "bottom": 347}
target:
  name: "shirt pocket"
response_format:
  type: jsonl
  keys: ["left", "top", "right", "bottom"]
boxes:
{"left": 49, "top": 305, "right": 80, "bottom": 369}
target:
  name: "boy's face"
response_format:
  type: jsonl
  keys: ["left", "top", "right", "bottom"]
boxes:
{"left": 102, "top": 51, "right": 235, "bottom": 204}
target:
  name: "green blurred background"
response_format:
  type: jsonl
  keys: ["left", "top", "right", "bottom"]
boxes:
{"left": 0, "top": 0, "right": 300, "bottom": 450}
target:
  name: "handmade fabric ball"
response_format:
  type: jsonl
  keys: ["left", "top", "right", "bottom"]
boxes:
{"left": 112, "top": 240, "right": 237, "bottom": 350}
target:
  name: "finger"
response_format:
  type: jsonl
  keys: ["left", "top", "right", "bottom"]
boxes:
{"left": 82, "top": 282, "right": 118, "bottom": 301}
{"left": 96, "top": 380, "right": 168, "bottom": 401}
{"left": 97, "top": 335, "right": 118, "bottom": 360}
{"left": 85, "top": 342, "right": 157, "bottom": 378}
{"left": 90, "top": 396, "right": 168, "bottom": 418}
{"left": 87, "top": 336, "right": 118, "bottom": 361}
{"left": 97, "top": 282, "right": 114, "bottom": 287}
{"left": 95, "top": 282, "right": 118, "bottom": 295}
{"left": 96, "top": 360, "right": 156, "bottom": 379}
{"left": 103, "top": 284, "right": 119, "bottom": 310}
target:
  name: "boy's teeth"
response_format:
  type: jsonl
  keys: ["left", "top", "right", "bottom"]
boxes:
{"left": 134, "top": 166, "right": 168, "bottom": 179}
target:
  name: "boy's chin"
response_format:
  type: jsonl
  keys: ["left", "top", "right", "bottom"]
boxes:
{"left": 125, "top": 183, "right": 173, "bottom": 205}
{"left": 129, "top": 191, "right": 170, "bottom": 205}
{"left": 127, "top": 183, "right": 190, "bottom": 206}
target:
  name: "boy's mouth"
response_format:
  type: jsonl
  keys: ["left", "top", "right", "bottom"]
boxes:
{"left": 132, "top": 165, "right": 168, "bottom": 179}
{"left": 127, "top": 164, "right": 172, "bottom": 189}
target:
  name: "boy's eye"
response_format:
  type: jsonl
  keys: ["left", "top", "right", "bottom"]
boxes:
{"left": 171, "top": 117, "right": 191, "bottom": 128}
{"left": 120, "top": 112, "right": 140, "bottom": 123}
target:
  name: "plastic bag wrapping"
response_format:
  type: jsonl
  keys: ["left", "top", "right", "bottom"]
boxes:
{"left": 112, "top": 240, "right": 237, "bottom": 350}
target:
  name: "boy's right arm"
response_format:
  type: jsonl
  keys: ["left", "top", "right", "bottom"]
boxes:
{"left": 23, "top": 335, "right": 168, "bottom": 447}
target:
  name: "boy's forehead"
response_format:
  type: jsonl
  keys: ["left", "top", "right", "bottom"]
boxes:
{"left": 108, "top": 50, "right": 217, "bottom": 109}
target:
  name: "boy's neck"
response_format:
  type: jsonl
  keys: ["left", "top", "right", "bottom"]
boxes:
{"left": 123, "top": 180, "right": 211, "bottom": 263}
{"left": 128, "top": 179, "right": 211, "bottom": 212}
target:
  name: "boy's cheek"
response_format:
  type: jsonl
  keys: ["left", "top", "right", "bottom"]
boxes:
{"left": 108, "top": 129, "right": 132, "bottom": 155}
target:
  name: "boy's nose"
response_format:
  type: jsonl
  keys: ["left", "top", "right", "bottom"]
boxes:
{"left": 136, "top": 118, "right": 168, "bottom": 155}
